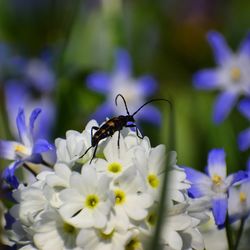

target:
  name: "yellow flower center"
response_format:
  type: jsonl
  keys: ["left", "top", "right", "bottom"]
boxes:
{"left": 15, "top": 144, "right": 29, "bottom": 155}
{"left": 147, "top": 174, "right": 159, "bottom": 189}
{"left": 239, "top": 192, "right": 247, "bottom": 203}
{"left": 108, "top": 162, "right": 122, "bottom": 174}
{"left": 98, "top": 229, "right": 114, "bottom": 240}
{"left": 85, "top": 194, "right": 99, "bottom": 209}
{"left": 212, "top": 174, "right": 222, "bottom": 186}
{"left": 230, "top": 67, "right": 241, "bottom": 82}
{"left": 125, "top": 237, "right": 142, "bottom": 250}
{"left": 63, "top": 222, "right": 76, "bottom": 234}
{"left": 114, "top": 189, "right": 126, "bottom": 205}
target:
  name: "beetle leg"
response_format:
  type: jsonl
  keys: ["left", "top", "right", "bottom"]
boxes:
{"left": 80, "top": 126, "right": 99, "bottom": 158}
{"left": 125, "top": 124, "right": 136, "bottom": 128}
{"left": 90, "top": 144, "right": 98, "bottom": 164}
{"left": 117, "top": 130, "right": 121, "bottom": 149}
{"left": 80, "top": 145, "right": 93, "bottom": 158}
{"left": 135, "top": 127, "right": 143, "bottom": 139}
{"left": 125, "top": 124, "right": 143, "bottom": 139}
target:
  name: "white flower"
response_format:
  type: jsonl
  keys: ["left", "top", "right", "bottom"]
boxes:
{"left": 11, "top": 181, "right": 50, "bottom": 227}
{"left": 55, "top": 120, "right": 99, "bottom": 166}
{"left": 76, "top": 226, "right": 131, "bottom": 250}
{"left": 43, "top": 163, "right": 73, "bottom": 208}
{"left": 55, "top": 131, "right": 84, "bottom": 166}
{"left": 186, "top": 196, "right": 211, "bottom": 225}
{"left": 33, "top": 208, "right": 79, "bottom": 250}
{"left": 111, "top": 167, "right": 153, "bottom": 230}
{"left": 134, "top": 144, "right": 166, "bottom": 201}
{"left": 161, "top": 203, "right": 205, "bottom": 250}
{"left": 124, "top": 130, "right": 151, "bottom": 152}
{"left": 45, "top": 163, "right": 72, "bottom": 189}
{"left": 199, "top": 212, "right": 227, "bottom": 250}
{"left": 59, "top": 166, "right": 113, "bottom": 229}
{"left": 168, "top": 165, "right": 191, "bottom": 204}
{"left": 4, "top": 120, "right": 206, "bottom": 250}
{"left": 95, "top": 132, "right": 137, "bottom": 180}
{"left": 8, "top": 220, "right": 34, "bottom": 246}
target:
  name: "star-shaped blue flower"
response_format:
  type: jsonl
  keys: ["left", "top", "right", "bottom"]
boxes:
{"left": 184, "top": 149, "right": 246, "bottom": 228}
{"left": 4, "top": 50, "right": 56, "bottom": 140}
{"left": 9, "top": 50, "right": 56, "bottom": 93}
{"left": 0, "top": 108, "right": 56, "bottom": 188}
{"left": 86, "top": 49, "right": 160, "bottom": 125}
{"left": 228, "top": 178, "right": 250, "bottom": 223}
{"left": 193, "top": 31, "right": 250, "bottom": 124}
{"left": 5, "top": 81, "right": 56, "bottom": 140}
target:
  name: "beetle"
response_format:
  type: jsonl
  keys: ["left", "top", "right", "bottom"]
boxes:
{"left": 81, "top": 94, "right": 171, "bottom": 163}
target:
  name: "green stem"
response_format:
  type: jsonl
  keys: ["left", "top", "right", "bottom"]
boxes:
{"left": 234, "top": 218, "right": 245, "bottom": 250}
{"left": 149, "top": 101, "right": 175, "bottom": 250}
{"left": 225, "top": 213, "right": 234, "bottom": 250}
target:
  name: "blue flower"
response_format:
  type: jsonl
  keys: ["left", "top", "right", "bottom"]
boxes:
{"left": 238, "top": 98, "right": 250, "bottom": 151}
{"left": 193, "top": 31, "right": 250, "bottom": 124}
{"left": 5, "top": 81, "right": 56, "bottom": 140}
{"left": 9, "top": 50, "right": 56, "bottom": 93}
{"left": 86, "top": 49, "right": 160, "bottom": 125}
{"left": 228, "top": 179, "right": 250, "bottom": 222}
{"left": 4, "top": 50, "right": 56, "bottom": 140}
{"left": 184, "top": 149, "right": 245, "bottom": 228}
{"left": 0, "top": 108, "right": 56, "bottom": 188}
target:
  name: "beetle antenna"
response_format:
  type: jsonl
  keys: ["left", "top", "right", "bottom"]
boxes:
{"left": 80, "top": 145, "right": 93, "bottom": 158}
{"left": 115, "top": 94, "right": 130, "bottom": 115}
{"left": 132, "top": 99, "right": 172, "bottom": 117}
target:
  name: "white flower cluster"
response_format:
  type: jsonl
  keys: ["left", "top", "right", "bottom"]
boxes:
{"left": 6, "top": 120, "right": 206, "bottom": 250}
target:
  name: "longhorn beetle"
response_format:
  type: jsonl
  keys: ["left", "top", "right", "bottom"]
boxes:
{"left": 81, "top": 94, "right": 171, "bottom": 163}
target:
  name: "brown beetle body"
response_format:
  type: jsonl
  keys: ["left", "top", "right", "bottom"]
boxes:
{"left": 80, "top": 94, "right": 170, "bottom": 163}
{"left": 91, "top": 116, "right": 134, "bottom": 147}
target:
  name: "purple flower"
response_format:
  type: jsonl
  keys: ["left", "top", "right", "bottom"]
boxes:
{"left": 193, "top": 31, "right": 250, "bottom": 124}
{"left": 184, "top": 149, "right": 245, "bottom": 228}
{"left": 0, "top": 108, "right": 56, "bottom": 188}
{"left": 238, "top": 98, "right": 250, "bottom": 151}
{"left": 228, "top": 179, "right": 250, "bottom": 222}
{"left": 86, "top": 49, "right": 160, "bottom": 125}
{"left": 4, "top": 81, "right": 56, "bottom": 140}
{"left": 9, "top": 50, "right": 56, "bottom": 93}
{"left": 4, "top": 50, "right": 56, "bottom": 140}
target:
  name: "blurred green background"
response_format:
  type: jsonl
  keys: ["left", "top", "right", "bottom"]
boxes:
{"left": 0, "top": 0, "right": 249, "bottom": 173}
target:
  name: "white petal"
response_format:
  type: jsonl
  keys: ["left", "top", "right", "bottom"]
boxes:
{"left": 104, "top": 132, "right": 127, "bottom": 162}
{"left": 164, "top": 229, "right": 183, "bottom": 250}
{"left": 167, "top": 214, "right": 192, "bottom": 231}
{"left": 93, "top": 209, "right": 107, "bottom": 228}
{"left": 34, "top": 229, "right": 63, "bottom": 250}
{"left": 59, "top": 202, "right": 83, "bottom": 219}
{"left": 148, "top": 144, "right": 166, "bottom": 174}
{"left": 65, "top": 208, "right": 94, "bottom": 228}
{"left": 76, "top": 229, "right": 98, "bottom": 249}
{"left": 59, "top": 188, "right": 83, "bottom": 203}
